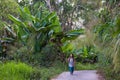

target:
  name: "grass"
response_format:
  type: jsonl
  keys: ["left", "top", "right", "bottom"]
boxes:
{"left": 0, "top": 61, "right": 35, "bottom": 80}
{"left": 39, "top": 67, "right": 63, "bottom": 80}
{"left": 75, "top": 62, "right": 98, "bottom": 70}
{"left": 41, "top": 61, "right": 66, "bottom": 80}
{"left": 101, "top": 66, "right": 120, "bottom": 80}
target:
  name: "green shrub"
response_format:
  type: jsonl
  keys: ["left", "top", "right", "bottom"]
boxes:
{"left": 0, "top": 61, "right": 41, "bottom": 80}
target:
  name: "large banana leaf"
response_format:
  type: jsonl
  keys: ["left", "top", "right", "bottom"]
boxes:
{"left": 65, "top": 29, "right": 84, "bottom": 36}
{"left": 19, "top": 7, "right": 35, "bottom": 21}
{"left": 62, "top": 29, "right": 84, "bottom": 42}
{"left": 8, "top": 15, "right": 24, "bottom": 26}
{"left": 8, "top": 15, "right": 30, "bottom": 43}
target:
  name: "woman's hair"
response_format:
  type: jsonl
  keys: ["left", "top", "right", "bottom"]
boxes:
{"left": 71, "top": 54, "right": 74, "bottom": 58}
{"left": 70, "top": 54, "right": 74, "bottom": 60}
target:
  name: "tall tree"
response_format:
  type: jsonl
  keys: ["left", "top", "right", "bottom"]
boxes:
{"left": 48, "top": 0, "right": 101, "bottom": 31}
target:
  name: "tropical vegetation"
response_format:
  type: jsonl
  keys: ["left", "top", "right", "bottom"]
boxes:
{"left": 0, "top": 0, "right": 120, "bottom": 80}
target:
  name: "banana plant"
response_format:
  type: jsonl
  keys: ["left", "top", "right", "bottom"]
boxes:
{"left": 7, "top": 5, "right": 84, "bottom": 54}
{"left": 8, "top": 6, "right": 62, "bottom": 52}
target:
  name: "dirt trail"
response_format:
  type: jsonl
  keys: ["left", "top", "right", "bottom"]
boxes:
{"left": 52, "top": 70, "right": 104, "bottom": 80}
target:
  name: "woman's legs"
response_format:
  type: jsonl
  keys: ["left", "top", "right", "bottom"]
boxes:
{"left": 69, "top": 67, "right": 74, "bottom": 75}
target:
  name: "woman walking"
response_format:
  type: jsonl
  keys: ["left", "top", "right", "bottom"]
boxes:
{"left": 68, "top": 54, "right": 75, "bottom": 75}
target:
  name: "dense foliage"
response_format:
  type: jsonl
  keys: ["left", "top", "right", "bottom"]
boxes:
{"left": 0, "top": 0, "right": 120, "bottom": 80}
{"left": 92, "top": 0, "right": 120, "bottom": 79}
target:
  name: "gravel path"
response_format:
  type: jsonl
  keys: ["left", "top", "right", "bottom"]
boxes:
{"left": 52, "top": 70, "right": 103, "bottom": 80}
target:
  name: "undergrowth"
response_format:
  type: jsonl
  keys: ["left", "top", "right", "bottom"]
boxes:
{"left": 75, "top": 62, "right": 98, "bottom": 70}
{"left": 0, "top": 61, "right": 65, "bottom": 80}
{"left": 0, "top": 61, "right": 35, "bottom": 80}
